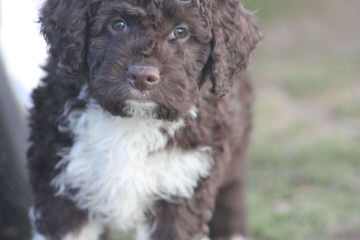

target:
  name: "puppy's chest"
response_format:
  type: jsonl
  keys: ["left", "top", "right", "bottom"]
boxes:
{"left": 52, "top": 104, "right": 212, "bottom": 230}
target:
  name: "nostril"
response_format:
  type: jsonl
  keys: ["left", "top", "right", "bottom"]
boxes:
{"left": 146, "top": 75, "right": 159, "bottom": 83}
{"left": 127, "top": 75, "right": 137, "bottom": 86}
{"left": 129, "top": 74, "right": 137, "bottom": 81}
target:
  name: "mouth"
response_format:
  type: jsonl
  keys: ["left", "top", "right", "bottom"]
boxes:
{"left": 127, "top": 88, "right": 153, "bottom": 103}
{"left": 123, "top": 99, "right": 157, "bottom": 118}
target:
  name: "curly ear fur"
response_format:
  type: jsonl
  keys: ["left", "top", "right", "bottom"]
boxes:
{"left": 40, "top": 0, "right": 93, "bottom": 80}
{"left": 203, "top": 0, "right": 262, "bottom": 97}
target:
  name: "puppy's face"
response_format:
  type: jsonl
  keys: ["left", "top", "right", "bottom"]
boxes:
{"left": 86, "top": 1, "right": 212, "bottom": 120}
{"left": 41, "top": 0, "right": 261, "bottom": 119}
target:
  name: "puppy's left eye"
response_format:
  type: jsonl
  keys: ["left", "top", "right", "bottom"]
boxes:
{"left": 170, "top": 25, "right": 190, "bottom": 40}
{"left": 111, "top": 19, "right": 128, "bottom": 32}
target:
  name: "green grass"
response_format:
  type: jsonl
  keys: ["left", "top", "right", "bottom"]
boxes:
{"left": 242, "top": 0, "right": 318, "bottom": 22}
{"left": 333, "top": 101, "right": 360, "bottom": 119}
{"left": 112, "top": 231, "right": 133, "bottom": 240}
{"left": 278, "top": 55, "right": 359, "bottom": 98}
{"left": 249, "top": 122, "right": 360, "bottom": 240}
{"left": 248, "top": 74, "right": 360, "bottom": 240}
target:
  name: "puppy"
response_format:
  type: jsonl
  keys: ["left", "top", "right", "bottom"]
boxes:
{"left": 27, "top": 0, "right": 261, "bottom": 239}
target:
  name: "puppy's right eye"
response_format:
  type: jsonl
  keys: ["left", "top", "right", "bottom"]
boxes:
{"left": 111, "top": 19, "right": 127, "bottom": 32}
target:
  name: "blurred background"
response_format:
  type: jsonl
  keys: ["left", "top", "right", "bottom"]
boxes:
{"left": 0, "top": 0, "right": 45, "bottom": 239}
{"left": 243, "top": 0, "right": 360, "bottom": 239}
{"left": 0, "top": 0, "right": 359, "bottom": 239}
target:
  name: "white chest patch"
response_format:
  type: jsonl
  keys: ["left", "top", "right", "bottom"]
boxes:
{"left": 52, "top": 103, "right": 212, "bottom": 231}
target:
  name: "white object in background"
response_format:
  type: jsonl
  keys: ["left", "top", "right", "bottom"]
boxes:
{"left": 0, "top": 0, "right": 47, "bottom": 108}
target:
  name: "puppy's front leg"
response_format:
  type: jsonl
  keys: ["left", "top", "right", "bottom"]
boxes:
{"left": 30, "top": 196, "right": 106, "bottom": 240}
{"left": 137, "top": 178, "right": 217, "bottom": 240}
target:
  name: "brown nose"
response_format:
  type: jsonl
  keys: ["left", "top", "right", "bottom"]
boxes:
{"left": 127, "top": 65, "right": 160, "bottom": 91}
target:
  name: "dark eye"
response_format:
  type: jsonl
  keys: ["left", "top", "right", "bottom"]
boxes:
{"left": 111, "top": 19, "right": 127, "bottom": 32}
{"left": 171, "top": 26, "right": 190, "bottom": 40}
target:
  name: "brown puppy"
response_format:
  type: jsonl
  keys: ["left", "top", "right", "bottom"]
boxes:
{"left": 27, "top": 0, "right": 261, "bottom": 239}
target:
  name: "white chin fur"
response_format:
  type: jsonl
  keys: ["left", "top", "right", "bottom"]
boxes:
{"left": 123, "top": 100, "right": 157, "bottom": 118}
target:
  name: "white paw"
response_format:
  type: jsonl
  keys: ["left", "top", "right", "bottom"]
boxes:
{"left": 230, "top": 235, "right": 248, "bottom": 240}
{"left": 214, "top": 235, "right": 249, "bottom": 240}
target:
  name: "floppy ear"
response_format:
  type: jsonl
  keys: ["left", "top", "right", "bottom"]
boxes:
{"left": 40, "top": 0, "right": 91, "bottom": 80}
{"left": 207, "top": 0, "right": 262, "bottom": 97}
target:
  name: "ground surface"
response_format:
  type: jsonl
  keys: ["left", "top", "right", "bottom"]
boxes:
{"left": 113, "top": 0, "right": 360, "bottom": 239}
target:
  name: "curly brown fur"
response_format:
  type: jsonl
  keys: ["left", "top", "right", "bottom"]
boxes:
{"left": 28, "top": 0, "right": 261, "bottom": 239}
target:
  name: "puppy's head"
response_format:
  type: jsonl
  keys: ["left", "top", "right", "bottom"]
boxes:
{"left": 40, "top": 0, "right": 261, "bottom": 120}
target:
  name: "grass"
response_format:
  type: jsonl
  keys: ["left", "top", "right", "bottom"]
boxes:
{"left": 249, "top": 114, "right": 360, "bottom": 240}
{"left": 242, "top": 0, "right": 318, "bottom": 22}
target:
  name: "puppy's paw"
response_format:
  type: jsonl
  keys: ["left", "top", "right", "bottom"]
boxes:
{"left": 230, "top": 235, "right": 248, "bottom": 240}
{"left": 214, "top": 235, "right": 249, "bottom": 240}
